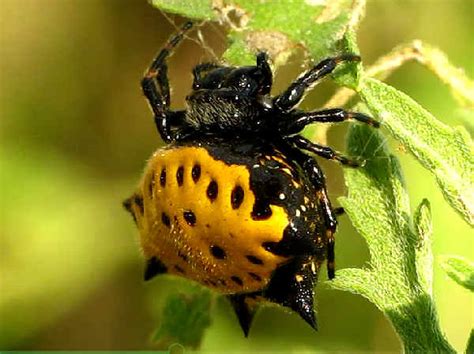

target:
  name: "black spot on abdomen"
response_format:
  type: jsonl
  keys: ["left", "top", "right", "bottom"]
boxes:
{"left": 148, "top": 171, "right": 155, "bottom": 197}
{"left": 160, "top": 168, "right": 166, "bottom": 186}
{"left": 210, "top": 245, "right": 226, "bottom": 259}
{"left": 161, "top": 212, "right": 171, "bottom": 227}
{"left": 176, "top": 166, "right": 184, "bottom": 186}
{"left": 246, "top": 255, "right": 264, "bottom": 265}
{"left": 183, "top": 210, "right": 196, "bottom": 226}
{"left": 248, "top": 272, "right": 262, "bottom": 281}
{"left": 231, "top": 276, "right": 243, "bottom": 286}
{"left": 207, "top": 180, "right": 218, "bottom": 201}
{"left": 231, "top": 186, "right": 244, "bottom": 209}
{"left": 192, "top": 164, "right": 201, "bottom": 182}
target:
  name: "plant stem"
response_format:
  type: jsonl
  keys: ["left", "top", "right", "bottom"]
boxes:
{"left": 386, "top": 295, "right": 454, "bottom": 353}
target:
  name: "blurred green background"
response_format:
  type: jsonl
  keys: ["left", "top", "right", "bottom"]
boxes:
{"left": 1, "top": 0, "right": 472, "bottom": 352}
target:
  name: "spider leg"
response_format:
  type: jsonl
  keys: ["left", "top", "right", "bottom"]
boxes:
{"left": 141, "top": 21, "right": 193, "bottom": 142}
{"left": 274, "top": 55, "right": 360, "bottom": 112}
{"left": 281, "top": 108, "right": 379, "bottom": 134}
{"left": 280, "top": 141, "right": 338, "bottom": 279}
{"left": 289, "top": 135, "right": 361, "bottom": 167}
{"left": 256, "top": 52, "right": 273, "bottom": 95}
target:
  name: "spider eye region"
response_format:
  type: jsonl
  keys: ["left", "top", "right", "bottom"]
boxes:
{"left": 195, "top": 67, "right": 233, "bottom": 90}
{"left": 222, "top": 67, "right": 267, "bottom": 95}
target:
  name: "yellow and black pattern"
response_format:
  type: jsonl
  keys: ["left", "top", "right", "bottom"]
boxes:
{"left": 125, "top": 138, "right": 324, "bottom": 295}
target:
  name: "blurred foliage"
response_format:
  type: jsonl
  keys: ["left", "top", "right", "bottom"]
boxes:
{"left": 0, "top": 0, "right": 472, "bottom": 352}
{"left": 0, "top": 143, "right": 137, "bottom": 347}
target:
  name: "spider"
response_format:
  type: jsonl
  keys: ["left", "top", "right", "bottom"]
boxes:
{"left": 124, "top": 21, "right": 379, "bottom": 336}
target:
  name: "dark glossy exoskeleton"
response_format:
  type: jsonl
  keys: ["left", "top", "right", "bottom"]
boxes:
{"left": 124, "top": 21, "right": 379, "bottom": 336}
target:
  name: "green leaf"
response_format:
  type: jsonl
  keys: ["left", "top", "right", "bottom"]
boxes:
{"left": 330, "top": 123, "right": 455, "bottom": 353}
{"left": 151, "top": 0, "right": 367, "bottom": 87}
{"left": 150, "top": 0, "right": 216, "bottom": 20}
{"left": 439, "top": 255, "right": 474, "bottom": 292}
{"left": 413, "top": 199, "right": 433, "bottom": 295}
{"left": 152, "top": 287, "right": 213, "bottom": 349}
{"left": 222, "top": 0, "right": 365, "bottom": 87}
{"left": 359, "top": 77, "right": 474, "bottom": 226}
{"left": 333, "top": 124, "right": 416, "bottom": 311}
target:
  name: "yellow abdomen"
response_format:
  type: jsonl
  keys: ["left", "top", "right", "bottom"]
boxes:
{"left": 130, "top": 145, "right": 290, "bottom": 294}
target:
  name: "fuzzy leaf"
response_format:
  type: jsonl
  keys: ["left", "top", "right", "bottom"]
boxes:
{"left": 222, "top": 0, "right": 365, "bottom": 87}
{"left": 151, "top": 0, "right": 367, "bottom": 87}
{"left": 334, "top": 124, "right": 416, "bottom": 310}
{"left": 359, "top": 77, "right": 474, "bottom": 226}
{"left": 331, "top": 124, "right": 454, "bottom": 353}
{"left": 413, "top": 199, "right": 433, "bottom": 295}
{"left": 152, "top": 288, "right": 213, "bottom": 349}
{"left": 439, "top": 255, "right": 474, "bottom": 292}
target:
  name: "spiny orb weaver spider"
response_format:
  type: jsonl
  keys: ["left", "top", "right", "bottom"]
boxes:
{"left": 124, "top": 21, "right": 379, "bottom": 336}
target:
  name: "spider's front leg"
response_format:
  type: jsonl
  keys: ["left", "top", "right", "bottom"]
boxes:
{"left": 141, "top": 21, "right": 193, "bottom": 142}
{"left": 274, "top": 55, "right": 360, "bottom": 112}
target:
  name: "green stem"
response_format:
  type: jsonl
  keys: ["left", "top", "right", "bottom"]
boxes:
{"left": 385, "top": 296, "right": 454, "bottom": 353}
